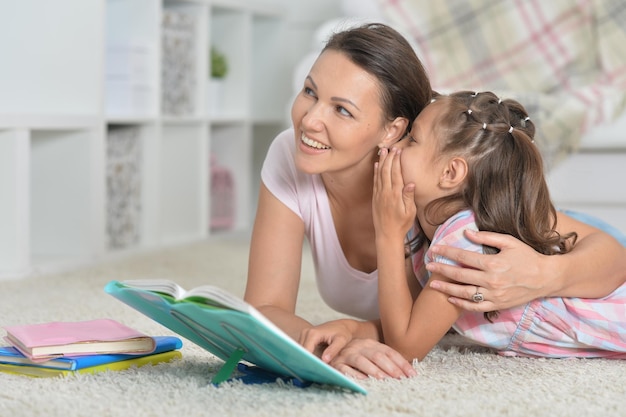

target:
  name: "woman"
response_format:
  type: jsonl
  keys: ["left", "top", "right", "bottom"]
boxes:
{"left": 244, "top": 23, "right": 626, "bottom": 379}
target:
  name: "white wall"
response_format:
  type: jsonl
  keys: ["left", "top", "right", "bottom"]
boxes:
{"left": 274, "top": 0, "right": 341, "bottom": 84}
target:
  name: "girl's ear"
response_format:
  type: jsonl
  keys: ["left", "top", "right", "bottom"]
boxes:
{"left": 439, "top": 157, "right": 468, "bottom": 189}
{"left": 379, "top": 117, "right": 409, "bottom": 149}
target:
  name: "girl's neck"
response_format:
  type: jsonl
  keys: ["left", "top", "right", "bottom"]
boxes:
{"left": 417, "top": 198, "right": 468, "bottom": 242}
{"left": 416, "top": 210, "right": 438, "bottom": 242}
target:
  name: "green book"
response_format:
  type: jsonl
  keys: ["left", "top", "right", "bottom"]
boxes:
{"left": 104, "top": 279, "right": 366, "bottom": 394}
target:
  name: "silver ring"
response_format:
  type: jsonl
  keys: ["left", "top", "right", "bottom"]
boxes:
{"left": 472, "top": 287, "right": 484, "bottom": 303}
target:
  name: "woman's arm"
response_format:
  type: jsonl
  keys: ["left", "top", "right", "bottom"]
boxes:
{"left": 247, "top": 183, "right": 385, "bottom": 343}
{"left": 426, "top": 211, "right": 626, "bottom": 312}
{"left": 244, "top": 183, "right": 312, "bottom": 339}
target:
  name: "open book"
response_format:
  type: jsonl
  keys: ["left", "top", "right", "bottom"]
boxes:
{"left": 105, "top": 279, "right": 366, "bottom": 394}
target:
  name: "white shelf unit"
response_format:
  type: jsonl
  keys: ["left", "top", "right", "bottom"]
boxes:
{"left": 0, "top": 0, "right": 290, "bottom": 279}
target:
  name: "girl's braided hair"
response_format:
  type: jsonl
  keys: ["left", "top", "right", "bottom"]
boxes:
{"left": 410, "top": 91, "right": 577, "bottom": 320}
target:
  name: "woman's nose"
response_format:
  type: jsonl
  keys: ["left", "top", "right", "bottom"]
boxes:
{"left": 302, "top": 103, "right": 325, "bottom": 130}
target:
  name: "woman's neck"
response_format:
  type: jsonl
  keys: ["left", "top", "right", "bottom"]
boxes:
{"left": 320, "top": 157, "right": 377, "bottom": 207}
{"left": 321, "top": 156, "right": 379, "bottom": 273}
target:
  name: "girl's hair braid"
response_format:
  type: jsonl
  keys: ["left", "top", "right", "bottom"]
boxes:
{"left": 410, "top": 91, "right": 577, "bottom": 321}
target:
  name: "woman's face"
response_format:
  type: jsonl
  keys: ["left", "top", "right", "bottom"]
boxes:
{"left": 291, "top": 50, "right": 391, "bottom": 175}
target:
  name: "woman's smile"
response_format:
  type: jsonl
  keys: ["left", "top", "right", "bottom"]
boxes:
{"left": 300, "top": 132, "right": 330, "bottom": 150}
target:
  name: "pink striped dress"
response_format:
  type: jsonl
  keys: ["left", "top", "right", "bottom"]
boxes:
{"left": 412, "top": 210, "right": 626, "bottom": 358}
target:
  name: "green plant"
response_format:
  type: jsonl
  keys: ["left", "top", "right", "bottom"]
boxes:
{"left": 210, "top": 47, "right": 228, "bottom": 79}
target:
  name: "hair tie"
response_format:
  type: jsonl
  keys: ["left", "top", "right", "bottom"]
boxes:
{"left": 508, "top": 126, "right": 514, "bottom": 133}
{"left": 520, "top": 116, "right": 530, "bottom": 127}
{"left": 482, "top": 123, "right": 487, "bottom": 130}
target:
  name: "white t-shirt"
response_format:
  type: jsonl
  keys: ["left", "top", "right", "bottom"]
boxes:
{"left": 261, "top": 128, "right": 379, "bottom": 320}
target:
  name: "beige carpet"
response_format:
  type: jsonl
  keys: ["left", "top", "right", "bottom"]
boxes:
{"left": 1, "top": 237, "right": 625, "bottom": 417}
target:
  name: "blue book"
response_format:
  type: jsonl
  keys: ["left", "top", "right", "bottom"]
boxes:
{"left": 105, "top": 279, "right": 367, "bottom": 394}
{"left": 0, "top": 335, "right": 182, "bottom": 370}
{"left": 0, "top": 350, "right": 182, "bottom": 378}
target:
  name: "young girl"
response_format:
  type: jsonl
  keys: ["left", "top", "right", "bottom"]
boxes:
{"left": 373, "top": 91, "right": 626, "bottom": 361}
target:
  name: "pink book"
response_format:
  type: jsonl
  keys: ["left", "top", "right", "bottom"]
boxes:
{"left": 3, "top": 319, "right": 156, "bottom": 361}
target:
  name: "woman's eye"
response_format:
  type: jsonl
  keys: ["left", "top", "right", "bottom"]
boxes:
{"left": 407, "top": 134, "right": 416, "bottom": 143}
{"left": 336, "top": 106, "right": 352, "bottom": 117}
{"left": 303, "top": 86, "right": 316, "bottom": 97}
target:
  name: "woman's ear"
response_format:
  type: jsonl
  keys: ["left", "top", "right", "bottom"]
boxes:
{"left": 439, "top": 157, "right": 468, "bottom": 189}
{"left": 379, "top": 117, "right": 409, "bottom": 149}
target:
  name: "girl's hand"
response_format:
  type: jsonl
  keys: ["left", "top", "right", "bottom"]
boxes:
{"left": 373, "top": 148, "right": 416, "bottom": 239}
{"left": 328, "top": 338, "right": 417, "bottom": 380}
{"left": 426, "top": 229, "right": 544, "bottom": 312}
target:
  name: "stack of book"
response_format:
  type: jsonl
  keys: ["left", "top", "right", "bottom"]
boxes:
{"left": 0, "top": 318, "right": 182, "bottom": 377}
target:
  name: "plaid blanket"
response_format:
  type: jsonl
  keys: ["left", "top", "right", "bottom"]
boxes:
{"left": 378, "top": 0, "right": 626, "bottom": 169}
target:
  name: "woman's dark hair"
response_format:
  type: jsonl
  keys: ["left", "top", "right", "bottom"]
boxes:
{"left": 323, "top": 23, "right": 432, "bottom": 134}
{"left": 411, "top": 91, "right": 577, "bottom": 320}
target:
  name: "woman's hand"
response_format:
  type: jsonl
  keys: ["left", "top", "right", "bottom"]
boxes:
{"left": 372, "top": 147, "right": 416, "bottom": 240}
{"left": 299, "top": 320, "right": 355, "bottom": 363}
{"left": 425, "top": 229, "right": 546, "bottom": 312}
{"left": 426, "top": 210, "right": 626, "bottom": 311}
{"left": 328, "top": 338, "right": 417, "bottom": 380}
